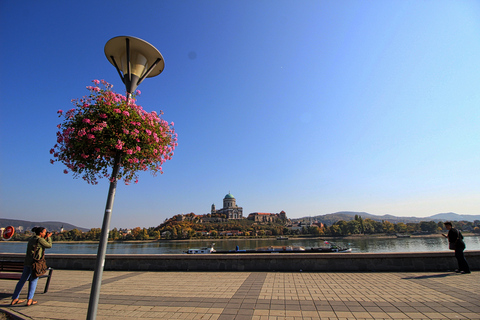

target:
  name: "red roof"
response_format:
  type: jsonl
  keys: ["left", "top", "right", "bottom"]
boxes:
{"left": 250, "top": 212, "right": 274, "bottom": 216}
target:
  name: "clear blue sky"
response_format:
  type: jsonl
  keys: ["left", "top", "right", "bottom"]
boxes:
{"left": 1, "top": 1, "right": 479, "bottom": 229}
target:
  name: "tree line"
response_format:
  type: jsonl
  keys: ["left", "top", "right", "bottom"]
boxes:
{"left": 9, "top": 215, "right": 480, "bottom": 241}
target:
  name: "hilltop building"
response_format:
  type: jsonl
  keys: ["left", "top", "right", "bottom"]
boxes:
{"left": 247, "top": 211, "right": 287, "bottom": 223}
{"left": 211, "top": 193, "right": 243, "bottom": 219}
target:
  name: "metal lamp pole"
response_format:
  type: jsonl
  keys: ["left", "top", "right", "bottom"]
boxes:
{"left": 86, "top": 36, "right": 164, "bottom": 320}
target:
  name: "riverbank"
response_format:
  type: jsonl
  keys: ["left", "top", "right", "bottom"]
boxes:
{"left": 6, "top": 232, "right": 478, "bottom": 244}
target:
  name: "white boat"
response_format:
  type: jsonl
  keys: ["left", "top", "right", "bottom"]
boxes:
{"left": 256, "top": 246, "right": 306, "bottom": 252}
{"left": 184, "top": 243, "right": 216, "bottom": 254}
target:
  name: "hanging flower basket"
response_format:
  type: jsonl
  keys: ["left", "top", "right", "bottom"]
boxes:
{"left": 51, "top": 80, "right": 177, "bottom": 185}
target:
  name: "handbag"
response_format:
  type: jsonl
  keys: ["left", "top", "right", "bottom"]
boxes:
{"left": 448, "top": 242, "right": 455, "bottom": 250}
{"left": 31, "top": 239, "right": 48, "bottom": 278}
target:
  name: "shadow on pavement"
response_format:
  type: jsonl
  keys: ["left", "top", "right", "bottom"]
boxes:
{"left": 402, "top": 273, "right": 454, "bottom": 279}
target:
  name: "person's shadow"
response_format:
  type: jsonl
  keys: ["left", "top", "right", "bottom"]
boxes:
{"left": 402, "top": 273, "right": 454, "bottom": 279}
{"left": 0, "top": 293, "right": 16, "bottom": 307}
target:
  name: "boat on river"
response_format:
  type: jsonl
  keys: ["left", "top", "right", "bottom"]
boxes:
{"left": 184, "top": 243, "right": 216, "bottom": 254}
{"left": 185, "top": 243, "right": 351, "bottom": 254}
{"left": 255, "top": 245, "right": 305, "bottom": 252}
{"left": 309, "top": 246, "right": 352, "bottom": 253}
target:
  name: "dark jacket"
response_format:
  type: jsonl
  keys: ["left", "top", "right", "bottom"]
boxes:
{"left": 447, "top": 228, "right": 465, "bottom": 250}
{"left": 24, "top": 235, "right": 53, "bottom": 266}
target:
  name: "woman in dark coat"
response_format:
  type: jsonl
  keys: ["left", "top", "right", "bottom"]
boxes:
{"left": 442, "top": 222, "right": 470, "bottom": 274}
{"left": 10, "top": 227, "right": 53, "bottom": 306}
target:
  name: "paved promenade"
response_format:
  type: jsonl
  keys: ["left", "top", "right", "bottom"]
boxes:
{"left": 1, "top": 270, "right": 479, "bottom": 320}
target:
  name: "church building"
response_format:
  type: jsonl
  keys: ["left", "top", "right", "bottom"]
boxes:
{"left": 211, "top": 193, "right": 243, "bottom": 219}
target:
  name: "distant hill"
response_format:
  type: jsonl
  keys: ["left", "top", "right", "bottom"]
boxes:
{"left": 0, "top": 219, "right": 89, "bottom": 233}
{"left": 292, "top": 211, "right": 480, "bottom": 225}
{"left": 427, "top": 212, "right": 480, "bottom": 222}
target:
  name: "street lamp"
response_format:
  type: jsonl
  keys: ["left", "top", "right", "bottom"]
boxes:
{"left": 104, "top": 35, "right": 165, "bottom": 97}
{"left": 86, "top": 36, "right": 164, "bottom": 320}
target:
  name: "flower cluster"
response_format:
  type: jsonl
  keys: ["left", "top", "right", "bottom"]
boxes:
{"left": 51, "top": 80, "right": 177, "bottom": 185}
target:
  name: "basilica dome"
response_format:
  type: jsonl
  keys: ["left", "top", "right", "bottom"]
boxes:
{"left": 224, "top": 193, "right": 235, "bottom": 199}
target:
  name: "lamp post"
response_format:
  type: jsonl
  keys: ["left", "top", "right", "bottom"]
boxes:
{"left": 86, "top": 36, "right": 164, "bottom": 320}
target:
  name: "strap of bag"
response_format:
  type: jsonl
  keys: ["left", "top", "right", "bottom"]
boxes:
{"left": 33, "top": 238, "right": 45, "bottom": 260}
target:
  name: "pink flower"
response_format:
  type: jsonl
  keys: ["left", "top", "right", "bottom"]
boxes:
{"left": 52, "top": 79, "right": 177, "bottom": 185}
{"left": 115, "top": 139, "right": 124, "bottom": 150}
{"left": 136, "top": 90, "right": 141, "bottom": 95}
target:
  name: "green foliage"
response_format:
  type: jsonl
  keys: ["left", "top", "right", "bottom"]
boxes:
{"left": 8, "top": 214, "right": 478, "bottom": 242}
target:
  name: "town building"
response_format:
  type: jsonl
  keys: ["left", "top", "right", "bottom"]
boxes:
{"left": 247, "top": 211, "right": 287, "bottom": 223}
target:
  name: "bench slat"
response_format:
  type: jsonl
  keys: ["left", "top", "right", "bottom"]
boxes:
{"left": 0, "top": 273, "right": 22, "bottom": 280}
{"left": 0, "top": 261, "right": 53, "bottom": 293}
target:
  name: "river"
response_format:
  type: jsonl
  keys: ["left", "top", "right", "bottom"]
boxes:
{"left": 1, "top": 236, "right": 480, "bottom": 254}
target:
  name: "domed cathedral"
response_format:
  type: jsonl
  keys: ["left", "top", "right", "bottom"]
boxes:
{"left": 211, "top": 193, "right": 243, "bottom": 219}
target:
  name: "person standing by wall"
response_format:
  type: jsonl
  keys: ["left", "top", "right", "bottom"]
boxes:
{"left": 442, "top": 221, "right": 470, "bottom": 274}
{"left": 10, "top": 227, "right": 53, "bottom": 306}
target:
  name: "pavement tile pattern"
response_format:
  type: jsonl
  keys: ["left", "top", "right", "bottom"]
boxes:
{"left": 1, "top": 270, "right": 478, "bottom": 320}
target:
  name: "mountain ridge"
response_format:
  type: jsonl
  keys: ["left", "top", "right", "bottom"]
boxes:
{"left": 292, "top": 212, "right": 480, "bottom": 224}
{"left": 0, "top": 219, "right": 89, "bottom": 233}
{"left": 2, "top": 212, "right": 478, "bottom": 233}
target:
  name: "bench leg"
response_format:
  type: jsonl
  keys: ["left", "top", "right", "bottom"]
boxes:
{"left": 44, "top": 269, "right": 53, "bottom": 293}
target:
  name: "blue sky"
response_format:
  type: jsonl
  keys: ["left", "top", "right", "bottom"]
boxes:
{"left": 1, "top": 1, "right": 479, "bottom": 229}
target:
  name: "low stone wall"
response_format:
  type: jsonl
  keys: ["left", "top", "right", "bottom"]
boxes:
{"left": 1, "top": 251, "right": 479, "bottom": 272}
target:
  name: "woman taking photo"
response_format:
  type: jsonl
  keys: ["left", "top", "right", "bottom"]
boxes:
{"left": 10, "top": 226, "right": 53, "bottom": 306}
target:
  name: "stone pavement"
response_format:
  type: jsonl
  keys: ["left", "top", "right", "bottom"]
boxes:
{"left": 0, "top": 270, "right": 479, "bottom": 320}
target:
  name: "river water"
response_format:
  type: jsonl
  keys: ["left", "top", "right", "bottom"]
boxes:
{"left": 1, "top": 236, "right": 480, "bottom": 254}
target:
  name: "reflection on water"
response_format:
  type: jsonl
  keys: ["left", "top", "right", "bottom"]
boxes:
{"left": 1, "top": 236, "right": 479, "bottom": 254}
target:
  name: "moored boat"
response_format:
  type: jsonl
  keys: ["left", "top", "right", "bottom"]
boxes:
{"left": 255, "top": 245, "right": 305, "bottom": 252}
{"left": 184, "top": 243, "right": 216, "bottom": 254}
{"left": 309, "top": 247, "right": 352, "bottom": 253}
{"left": 184, "top": 242, "right": 352, "bottom": 254}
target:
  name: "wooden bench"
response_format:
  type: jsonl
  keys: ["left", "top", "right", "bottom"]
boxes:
{"left": 0, "top": 261, "right": 53, "bottom": 293}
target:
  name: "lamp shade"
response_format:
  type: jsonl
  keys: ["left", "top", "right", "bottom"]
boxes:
{"left": 105, "top": 36, "right": 164, "bottom": 93}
